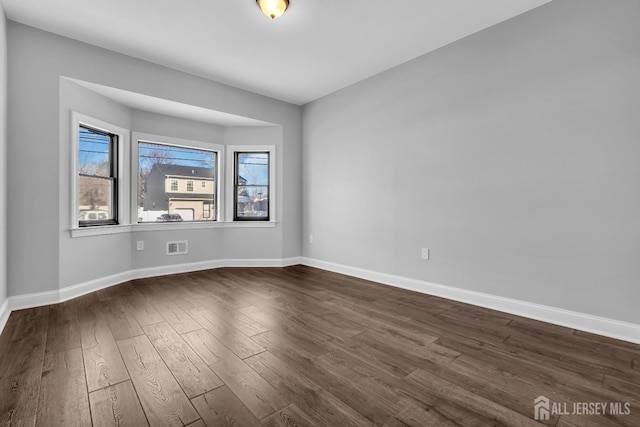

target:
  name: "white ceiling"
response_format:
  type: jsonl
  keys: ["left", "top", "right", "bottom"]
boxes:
{"left": 3, "top": 0, "right": 552, "bottom": 105}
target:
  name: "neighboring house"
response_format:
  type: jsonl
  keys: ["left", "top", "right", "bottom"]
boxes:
{"left": 143, "top": 163, "right": 215, "bottom": 221}
{"left": 236, "top": 175, "right": 252, "bottom": 214}
{"left": 235, "top": 176, "right": 268, "bottom": 217}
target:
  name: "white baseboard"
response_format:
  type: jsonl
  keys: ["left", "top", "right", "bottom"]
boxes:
{"left": 301, "top": 257, "right": 640, "bottom": 345}
{"left": 4, "top": 255, "right": 638, "bottom": 346}
{"left": 0, "top": 298, "right": 9, "bottom": 337}
{"left": 4, "top": 256, "right": 303, "bottom": 319}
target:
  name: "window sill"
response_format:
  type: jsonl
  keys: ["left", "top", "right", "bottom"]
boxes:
{"left": 135, "top": 221, "right": 277, "bottom": 232}
{"left": 70, "top": 221, "right": 277, "bottom": 237}
{"left": 222, "top": 221, "right": 276, "bottom": 228}
{"left": 70, "top": 224, "right": 133, "bottom": 238}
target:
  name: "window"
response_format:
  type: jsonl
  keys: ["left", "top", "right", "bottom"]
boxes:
{"left": 71, "top": 112, "right": 129, "bottom": 234}
{"left": 137, "top": 140, "right": 218, "bottom": 223}
{"left": 71, "top": 115, "right": 275, "bottom": 236}
{"left": 234, "top": 152, "right": 270, "bottom": 221}
{"left": 77, "top": 125, "right": 118, "bottom": 226}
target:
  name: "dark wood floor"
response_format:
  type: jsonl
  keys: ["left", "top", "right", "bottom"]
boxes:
{"left": 0, "top": 266, "right": 638, "bottom": 426}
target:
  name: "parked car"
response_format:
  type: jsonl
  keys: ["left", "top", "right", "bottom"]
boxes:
{"left": 80, "top": 210, "right": 109, "bottom": 221}
{"left": 156, "top": 213, "right": 183, "bottom": 222}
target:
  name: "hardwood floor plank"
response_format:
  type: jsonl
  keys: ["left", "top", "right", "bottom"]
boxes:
{"left": 239, "top": 307, "right": 330, "bottom": 357}
{"left": 2, "top": 266, "right": 640, "bottom": 426}
{"left": 385, "top": 398, "right": 458, "bottom": 427}
{"left": 170, "top": 289, "right": 204, "bottom": 311}
{"left": 117, "top": 335, "right": 199, "bottom": 426}
{"left": 186, "top": 306, "right": 266, "bottom": 359}
{"left": 254, "top": 329, "right": 399, "bottom": 424}
{"left": 44, "top": 302, "right": 80, "bottom": 354}
{"left": 195, "top": 296, "right": 268, "bottom": 337}
{"left": 191, "top": 386, "right": 262, "bottom": 426}
{"left": 250, "top": 330, "right": 319, "bottom": 370}
{"left": 200, "top": 283, "right": 256, "bottom": 308}
{"left": 305, "top": 351, "right": 401, "bottom": 425}
{"left": 574, "top": 330, "right": 640, "bottom": 355}
{"left": 245, "top": 350, "right": 376, "bottom": 427}
{"left": 354, "top": 329, "right": 460, "bottom": 366}
{"left": 182, "top": 329, "right": 286, "bottom": 420}
{"left": 143, "top": 322, "right": 223, "bottom": 398}
{"left": 101, "top": 297, "right": 145, "bottom": 341}
{"left": 154, "top": 299, "right": 202, "bottom": 335}
{"left": 36, "top": 348, "right": 91, "bottom": 427}
{"left": 436, "top": 332, "right": 638, "bottom": 414}
{"left": 414, "top": 310, "right": 512, "bottom": 346}
{"left": 77, "top": 298, "right": 129, "bottom": 392}
{"left": 96, "top": 281, "right": 135, "bottom": 301}
{"left": 0, "top": 310, "right": 21, "bottom": 362}
{"left": 0, "top": 308, "right": 48, "bottom": 427}
{"left": 262, "top": 403, "right": 316, "bottom": 427}
{"left": 502, "top": 333, "right": 640, "bottom": 384}
{"left": 123, "top": 289, "right": 165, "bottom": 326}
{"left": 504, "top": 328, "right": 633, "bottom": 372}
{"left": 89, "top": 380, "right": 149, "bottom": 427}
{"left": 421, "top": 352, "right": 561, "bottom": 423}
{"left": 602, "top": 374, "right": 640, "bottom": 401}
{"left": 406, "top": 368, "right": 542, "bottom": 426}
{"left": 258, "top": 295, "right": 365, "bottom": 340}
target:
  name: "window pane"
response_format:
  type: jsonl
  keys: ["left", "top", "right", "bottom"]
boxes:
{"left": 237, "top": 153, "right": 269, "bottom": 185}
{"left": 78, "top": 126, "right": 116, "bottom": 225}
{"left": 235, "top": 152, "right": 269, "bottom": 220}
{"left": 236, "top": 186, "right": 269, "bottom": 218}
{"left": 78, "top": 176, "right": 114, "bottom": 222}
{"left": 79, "top": 127, "right": 111, "bottom": 178}
{"left": 138, "top": 142, "right": 217, "bottom": 223}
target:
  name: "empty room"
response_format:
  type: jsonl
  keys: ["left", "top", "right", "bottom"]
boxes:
{"left": 0, "top": 0, "right": 638, "bottom": 425}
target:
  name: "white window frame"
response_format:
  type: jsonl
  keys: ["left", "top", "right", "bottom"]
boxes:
{"left": 132, "top": 132, "right": 224, "bottom": 229}
{"left": 70, "top": 125, "right": 277, "bottom": 236}
{"left": 70, "top": 112, "right": 130, "bottom": 236}
{"left": 225, "top": 145, "right": 276, "bottom": 226}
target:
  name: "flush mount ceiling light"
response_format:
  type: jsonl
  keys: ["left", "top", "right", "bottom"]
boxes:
{"left": 256, "top": 0, "right": 289, "bottom": 19}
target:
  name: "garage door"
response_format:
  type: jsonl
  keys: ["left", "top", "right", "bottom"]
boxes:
{"left": 174, "top": 208, "right": 194, "bottom": 221}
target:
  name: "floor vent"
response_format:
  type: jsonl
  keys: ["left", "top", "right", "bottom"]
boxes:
{"left": 166, "top": 240, "right": 188, "bottom": 255}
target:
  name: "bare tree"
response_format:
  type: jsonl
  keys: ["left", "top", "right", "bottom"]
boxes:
{"left": 78, "top": 161, "right": 110, "bottom": 210}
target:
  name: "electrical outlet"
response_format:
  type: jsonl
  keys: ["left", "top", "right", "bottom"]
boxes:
{"left": 421, "top": 248, "right": 429, "bottom": 260}
{"left": 137, "top": 241, "right": 144, "bottom": 251}
{"left": 309, "top": 235, "right": 314, "bottom": 244}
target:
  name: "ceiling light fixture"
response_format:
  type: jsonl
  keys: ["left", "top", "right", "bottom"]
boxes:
{"left": 256, "top": 0, "right": 289, "bottom": 19}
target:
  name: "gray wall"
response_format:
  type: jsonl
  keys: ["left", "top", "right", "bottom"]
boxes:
{"left": 222, "top": 127, "right": 284, "bottom": 261}
{"left": 8, "top": 22, "right": 302, "bottom": 297}
{"left": 303, "top": 0, "right": 640, "bottom": 323}
{"left": 58, "top": 79, "right": 133, "bottom": 288}
{"left": 0, "top": 7, "right": 7, "bottom": 309}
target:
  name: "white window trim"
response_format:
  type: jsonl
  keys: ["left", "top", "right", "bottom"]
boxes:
{"left": 70, "top": 112, "right": 131, "bottom": 236}
{"left": 132, "top": 132, "right": 225, "bottom": 223}
{"left": 70, "top": 130, "right": 277, "bottom": 238}
{"left": 225, "top": 145, "right": 276, "bottom": 224}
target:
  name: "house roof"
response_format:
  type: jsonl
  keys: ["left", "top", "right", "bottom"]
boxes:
{"left": 152, "top": 163, "right": 214, "bottom": 179}
{"left": 237, "top": 194, "right": 253, "bottom": 203}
